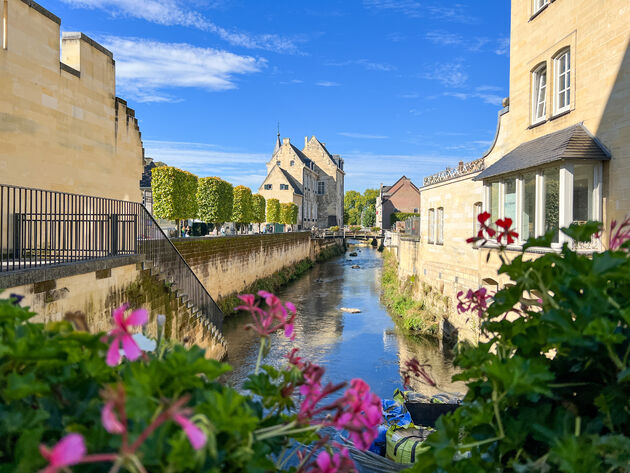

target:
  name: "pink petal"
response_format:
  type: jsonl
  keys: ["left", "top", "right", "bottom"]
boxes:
{"left": 174, "top": 414, "right": 206, "bottom": 450}
{"left": 285, "top": 301, "right": 296, "bottom": 313}
{"left": 112, "top": 304, "right": 128, "bottom": 328}
{"left": 106, "top": 338, "right": 122, "bottom": 367}
{"left": 49, "top": 433, "right": 86, "bottom": 467}
{"left": 315, "top": 451, "right": 331, "bottom": 471}
{"left": 284, "top": 324, "right": 294, "bottom": 339}
{"left": 125, "top": 308, "right": 148, "bottom": 327}
{"left": 101, "top": 401, "right": 125, "bottom": 434}
{"left": 121, "top": 333, "right": 142, "bottom": 361}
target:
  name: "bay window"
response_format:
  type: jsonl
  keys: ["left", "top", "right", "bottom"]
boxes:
{"left": 483, "top": 163, "right": 601, "bottom": 248}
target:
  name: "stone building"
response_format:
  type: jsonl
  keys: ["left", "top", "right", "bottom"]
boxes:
{"left": 375, "top": 176, "right": 421, "bottom": 230}
{"left": 259, "top": 134, "right": 344, "bottom": 229}
{"left": 0, "top": 0, "right": 144, "bottom": 201}
{"left": 393, "top": 0, "right": 630, "bottom": 342}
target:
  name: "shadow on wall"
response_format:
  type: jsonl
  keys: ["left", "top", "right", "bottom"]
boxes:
{"left": 596, "top": 39, "right": 630, "bottom": 226}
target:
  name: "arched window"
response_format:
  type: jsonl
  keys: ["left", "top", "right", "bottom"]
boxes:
{"left": 532, "top": 63, "right": 547, "bottom": 124}
{"left": 554, "top": 49, "right": 571, "bottom": 114}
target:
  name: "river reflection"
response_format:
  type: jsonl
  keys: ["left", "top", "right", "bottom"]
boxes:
{"left": 222, "top": 244, "right": 465, "bottom": 399}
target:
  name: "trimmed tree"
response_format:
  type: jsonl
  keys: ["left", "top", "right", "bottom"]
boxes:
{"left": 252, "top": 194, "right": 266, "bottom": 233}
{"left": 151, "top": 166, "right": 198, "bottom": 235}
{"left": 266, "top": 198, "right": 281, "bottom": 225}
{"left": 197, "top": 177, "right": 233, "bottom": 234}
{"left": 232, "top": 185, "right": 253, "bottom": 233}
{"left": 280, "top": 202, "right": 299, "bottom": 230}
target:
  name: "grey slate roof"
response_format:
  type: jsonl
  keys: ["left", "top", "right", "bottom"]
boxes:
{"left": 474, "top": 124, "right": 610, "bottom": 181}
{"left": 279, "top": 168, "right": 303, "bottom": 195}
{"left": 290, "top": 144, "right": 313, "bottom": 167}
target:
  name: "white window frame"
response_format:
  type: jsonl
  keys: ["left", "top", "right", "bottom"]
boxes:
{"left": 533, "top": 0, "right": 549, "bottom": 14}
{"left": 554, "top": 49, "right": 571, "bottom": 115}
{"left": 532, "top": 64, "right": 547, "bottom": 124}
{"left": 428, "top": 208, "right": 435, "bottom": 244}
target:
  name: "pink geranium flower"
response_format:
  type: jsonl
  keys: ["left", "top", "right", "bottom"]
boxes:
{"left": 333, "top": 379, "right": 382, "bottom": 450}
{"left": 236, "top": 292, "right": 297, "bottom": 340}
{"left": 306, "top": 449, "right": 355, "bottom": 473}
{"left": 38, "top": 433, "right": 86, "bottom": 473}
{"left": 101, "top": 401, "right": 125, "bottom": 434}
{"left": 106, "top": 304, "right": 148, "bottom": 366}
{"left": 173, "top": 414, "right": 207, "bottom": 450}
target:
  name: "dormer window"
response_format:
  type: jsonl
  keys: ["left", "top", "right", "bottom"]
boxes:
{"left": 554, "top": 50, "right": 571, "bottom": 114}
{"left": 532, "top": 64, "right": 547, "bottom": 124}
{"left": 533, "top": 0, "right": 548, "bottom": 14}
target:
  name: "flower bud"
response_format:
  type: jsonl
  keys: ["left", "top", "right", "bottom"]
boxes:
{"left": 157, "top": 314, "right": 166, "bottom": 326}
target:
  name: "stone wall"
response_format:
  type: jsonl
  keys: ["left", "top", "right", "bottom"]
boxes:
{"left": 0, "top": 257, "right": 227, "bottom": 359}
{"left": 0, "top": 0, "right": 144, "bottom": 201}
{"left": 173, "top": 233, "right": 343, "bottom": 301}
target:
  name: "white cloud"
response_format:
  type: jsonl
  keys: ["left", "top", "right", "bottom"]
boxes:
{"left": 363, "top": 0, "right": 474, "bottom": 23}
{"left": 338, "top": 132, "right": 388, "bottom": 139}
{"left": 443, "top": 91, "right": 504, "bottom": 106}
{"left": 60, "top": 0, "right": 301, "bottom": 53}
{"left": 316, "top": 81, "right": 341, "bottom": 87}
{"left": 420, "top": 62, "right": 468, "bottom": 88}
{"left": 144, "top": 140, "right": 268, "bottom": 188}
{"left": 326, "top": 59, "right": 397, "bottom": 72}
{"left": 399, "top": 92, "right": 419, "bottom": 99}
{"left": 425, "top": 31, "right": 490, "bottom": 52}
{"left": 495, "top": 37, "right": 510, "bottom": 56}
{"left": 475, "top": 85, "right": 503, "bottom": 92}
{"left": 279, "top": 79, "right": 304, "bottom": 85}
{"left": 101, "top": 36, "right": 264, "bottom": 102}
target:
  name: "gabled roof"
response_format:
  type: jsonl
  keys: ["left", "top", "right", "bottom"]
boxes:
{"left": 260, "top": 165, "right": 303, "bottom": 196}
{"left": 279, "top": 168, "right": 304, "bottom": 195}
{"left": 383, "top": 176, "right": 420, "bottom": 197}
{"left": 474, "top": 123, "right": 611, "bottom": 181}
{"left": 290, "top": 144, "right": 313, "bottom": 168}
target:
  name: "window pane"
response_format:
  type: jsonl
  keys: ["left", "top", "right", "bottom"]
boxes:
{"left": 544, "top": 168, "right": 559, "bottom": 243}
{"left": 490, "top": 182, "right": 500, "bottom": 221}
{"left": 521, "top": 172, "right": 536, "bottom": 240}
{"left": 573, "top": 164, "right": 594, "bottom": 223}
{"left": 428, "top": 210, "right": 435, "bottom": 242}
{"left": 504, "top": 178, "right": 517, "bottom": 224}
{"left": 473, "top": 202, "right": 482, "bottom": 236}
{"left": 437, "top": 208, "right": 443, "bottom": 244}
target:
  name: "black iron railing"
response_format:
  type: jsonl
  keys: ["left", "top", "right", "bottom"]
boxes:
{"left": 0, "top": 183, "right": 223, "bottom": 329}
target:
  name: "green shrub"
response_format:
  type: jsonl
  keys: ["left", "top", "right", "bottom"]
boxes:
{"left": 349, "top": 226, "right": 361, "bottom": 233}
{"left": 266, "top": 198, "right": 281, "bottom": 224}
{"left": 251, "top": 194, "right": 266, "bottom": 224}
{"left": 371, "top": 226, "right": 381, "bottom": 232}
{"left": 196, "top": 177, "right": 233, "bottom": 229}
{"left": 328, "top": 226, "right": 340, "bottom": 232}
{"left": 152, "top": 167, "right": 198, "bottom": 225}
{"left": 409, "top": 221, "right": 630, "bottom": 472}
{"left": 390, "top": 212, "right": 420, "bottom": 226}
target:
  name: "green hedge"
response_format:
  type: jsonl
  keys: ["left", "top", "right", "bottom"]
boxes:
{"left": 152, "top": 166, "right": 198, "bottom": 221}
{"left": 390, "top": 212, "right": 420, "bottom": 226}
{"left": 197, "top": 177, "right": 233, "bottom": 226}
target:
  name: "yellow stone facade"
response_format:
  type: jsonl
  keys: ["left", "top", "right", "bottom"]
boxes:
{"left": 0, "top": 0, "right": 144, "bottom": 201}
{"left": 394, "top": 0, "right": 630, "bottom": 341}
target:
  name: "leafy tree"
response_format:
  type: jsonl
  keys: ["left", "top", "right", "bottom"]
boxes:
{"left": 197, "top": 177, "right": 233, "bottom": 233}
{"left": 152, "top": 166, "right": 198, "bottom": 233}
{"left": 344, "top": 189, "right": 379, "bottom": 226}
{"left": 251, "top": 194, "right": 266, "bottom": 232}
{"left": 232, "top": 185, "right": 253, "bottom": 233}
{"left": 363, "top": 188, "right": 379, "bottom": 207}
{"left": 361, "top": 205, "right": 376, "bottom": 228}
{"left": 280, "top": 202, "right": 298, "bottom": 227}
{"left": 390, "top": 212, "right": 421, "bottom": 227}
{"left": 266, "top": 198, "right": 281, "bottom": 224}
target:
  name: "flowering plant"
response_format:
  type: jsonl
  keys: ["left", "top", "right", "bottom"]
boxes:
{"left": 407, "top": 217, "right": 630, "bottom": 472}
{"left": 0, "top": 289, "right": 380, "bottom": 473}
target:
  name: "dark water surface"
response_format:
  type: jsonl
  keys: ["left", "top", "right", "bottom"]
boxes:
{"left": 222, "top": 244, "right": 464, "bottom": 399}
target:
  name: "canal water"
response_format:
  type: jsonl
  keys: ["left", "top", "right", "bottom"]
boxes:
{"left": 222, "top": 243, "right": 464, "bottom": 400}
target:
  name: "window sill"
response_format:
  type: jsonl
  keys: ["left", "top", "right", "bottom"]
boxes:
{"left": 529, "top": 3, "right": 549, "bottom": 21}
{"left": 528, "top": 119, "right": 548, "bottom": 129}
{"left": 549, "top": 108, "right": 571, "bottom": 121}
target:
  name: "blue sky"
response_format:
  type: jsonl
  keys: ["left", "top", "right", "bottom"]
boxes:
{"left": 45, "top": 0, "right": 511, "bottom": 192}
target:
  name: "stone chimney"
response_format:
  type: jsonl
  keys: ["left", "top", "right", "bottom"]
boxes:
{"left": 305, "top": 136, "right": 308, "bottom": 147}
{"left": 283, "top": 138, "right": 290, "bottom": 145}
